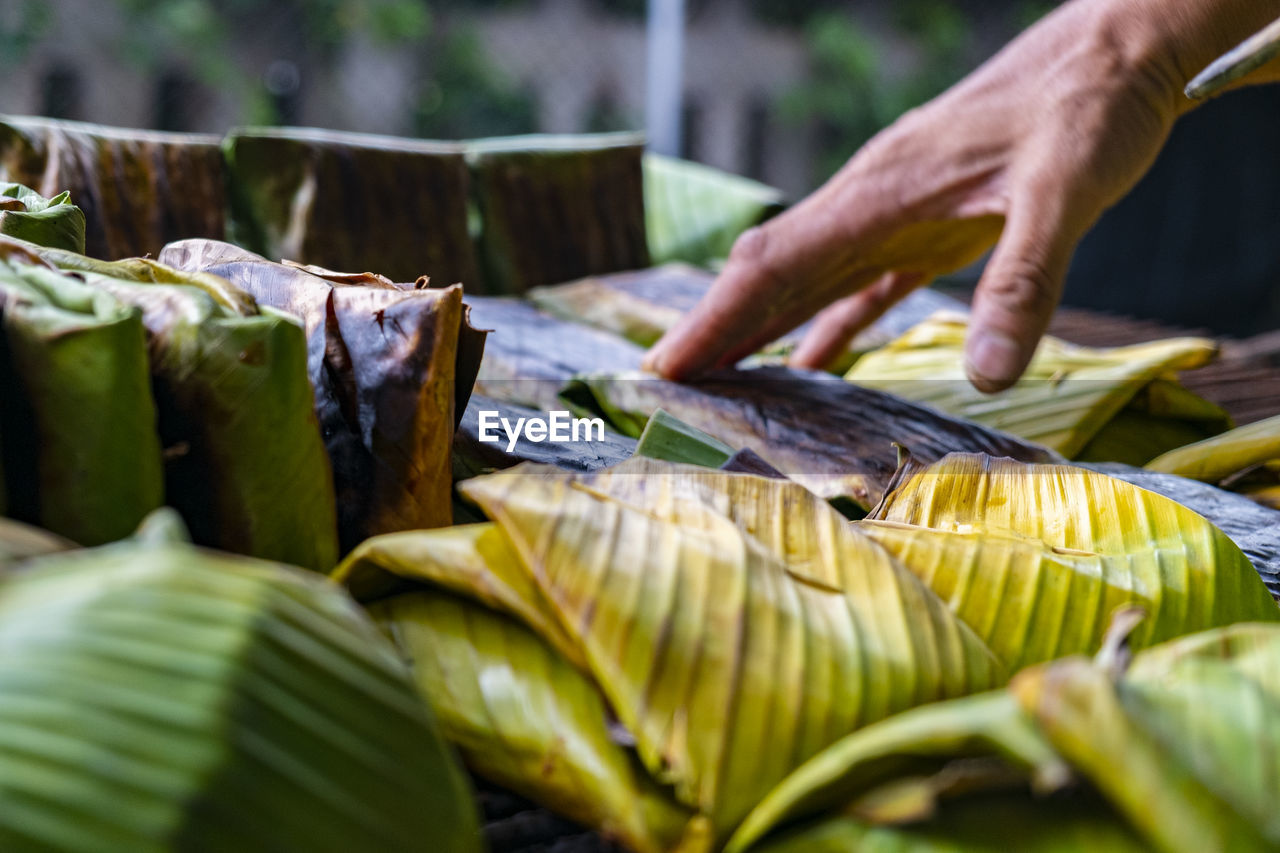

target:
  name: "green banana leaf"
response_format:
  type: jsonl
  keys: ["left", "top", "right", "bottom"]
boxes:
{"left": 0, "top": 512, "right": 480, "bottom": 851}
{"left": 726, "top": 693, "right": 1066, "bottom": 852}
{"left": 643, "top": 153, "right": 785, "bottom": 268}
{"left": 859, "top": 452, "right": 1278, "bottom": 672}
{"left": 223, "top": 127, "right": 479, "bottom": 287}
{"left": 371, "top": 590, "right": 699, "bottom": 853}
{"left": 159, "top": 239, "right": 483, "bottom": 552}
{"left": 0, "top": 253, "right": 163, "bottom": 544}
{"left": 0, "top": 182, "right": 85, "bottom": 252}
{"left": 467, "top": 133, "right": 649, "bottom": 294}
{"left": 752, "top": 792, "right": 1146, "bottom": 853}
{"left": 561, "top": 366, "right": 1055, "bottom": 509}
{"left": 845, "top": 312, "right": 1226, "bottom": 463}
{"left": 0, "top": 116, "right": 225, "bottom": 259}
{"left": 71, "top": 266, "right": 338, "bottom": 571}
{"left": 458, "top": 458, "right": 1003, "bottom": 839}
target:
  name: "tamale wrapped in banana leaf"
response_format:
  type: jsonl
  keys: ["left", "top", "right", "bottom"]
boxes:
{"left": 846, "top": 312, "right": 1229, "bottom": 464}
{"left": 0, "top": 182, "right": 85, "bottom": 252}
{"left": 74, "top": 267, "right": 338, "bottom": 571}
{"left": 1, "top": 512, "right": 481, "bottom": 852}
{"left": 223, "top": 127, "right": 479, "bottom": 287}
{"left": 528, "top": 263, "right": 968, "bottom": 370}
{"left": 0, "top": 116, "right": 224, "bottom": 259}
{"left": 160, "top": 238, "right": 484, "bottom": 551}
{"left": 0, "top": 246, "right": 163, "bottom": 544}
{"left": 643, "top": 153, "right": 785, "bottom": 267}
{"left": 467, "top": 133, "right": 649, "bottom": 294}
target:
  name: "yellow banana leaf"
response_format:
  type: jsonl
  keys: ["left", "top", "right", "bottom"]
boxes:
{"left": 370, "top": 590, "right": 700, "bottom": 853}
{"left": 845, "top": 312, "right": 1224, "bottom": 461}
{"left": 859, "top": 453, "right": 1278, "bottom": 672}
{"left": 459, "top": 458, "right": 1003, "bottom": 839}
{"left": 333, "top": 523, "right": 584, "bottom": 669}
{"left": 1146, "top": 413, "right": 1280, "bottom": 483}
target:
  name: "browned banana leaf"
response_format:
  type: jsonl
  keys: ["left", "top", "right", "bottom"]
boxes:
{"left": 453, "top": 394, "right": 636, "bottom": 479}
{"left": 0, "top": 116, "right": 224, "bottom": 259}
{"left": 528, "top": 264, "right": 967, "bottom": 371}
{"left": 459, "top": 459, "right": 1003, "bottom": 839}
{"left": 370, "top": 591, "right": 699, "bottom": 853}
{"left": 160, "top": 238, "right": 484, "bottom": 551}
{"left": 223, "top": 127, "right": 479, "bottom": 287}
{"left": 468, "top": 296, "right": 644, "bottom": 412}
{"left": 861, "top": 453, "right": 1278, "bottom": 671}
{"left": 467, "top": 133, "right": 648, "bottom": 294}
{"left": 562, "top": 367, "right": 1056, "bottom": 509}
{"left": 846, "top": 313, "right": 1224, "bottom": 462}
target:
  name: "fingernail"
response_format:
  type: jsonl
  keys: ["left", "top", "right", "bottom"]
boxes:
{"left": 965, "top": 329, "right": 1022, "bottom": 391}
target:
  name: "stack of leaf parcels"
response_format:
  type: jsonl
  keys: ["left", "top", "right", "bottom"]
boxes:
{"left": 336, "top": 451, "right": 1277, "bottom": 851}
{"left": 845, "top": 312, "right": 1232, "bottom": 465}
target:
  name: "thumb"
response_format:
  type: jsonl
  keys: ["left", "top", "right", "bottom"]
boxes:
{"left": 965, "top": 200, "right": 1083, "bottom": 392}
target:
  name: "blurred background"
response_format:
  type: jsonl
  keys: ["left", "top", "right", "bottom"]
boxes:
{"left": 1, "top": 0, "right": 1278, "bottom": 334}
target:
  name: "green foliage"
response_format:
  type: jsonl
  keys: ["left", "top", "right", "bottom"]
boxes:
{"left": 413, "top": 27, "right": 537, "bottom": 139}
{"left": 0, "top": 0, "right": 53, "bottom": 67}
{"left": 785, "top": 0, "right": 975, "bottom": 184}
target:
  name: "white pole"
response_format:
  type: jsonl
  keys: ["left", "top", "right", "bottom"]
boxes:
{"left": 646, "top": 0, "right": 685, "bottom": 156}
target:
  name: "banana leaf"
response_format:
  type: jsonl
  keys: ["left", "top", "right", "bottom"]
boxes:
{"left": 526, "top": 264, "right": 968, "bottom": 372}
{"left": 643, "top": 153, "right": 785, "bottom": 268}
{"left": 0, "top": 253, "right": 163, "bottom": 544}
{"left": 65, "top": 265, "right": 339, "bottom": 571}
{"left": 370, "top": 591, "right": 699, "bottom": 853}
{"left": 0, "top": 513, "right": 480, "bottom": 851}
{"left": 752, "top": 792, "right": 1146, "bottom": 852}
{"left": 0, "top": 182, "right": 85, "bottom": 252}
{"left": 858, "top": 452, "right": 1278, "bottom": 672}
{"left": 0, "top": 116, "right": 225, "bottom": 259}
{"left": 1146, "top": 413, "right": 1280, "bottom": 484}
{"left": 1088, "top": 462, "right": 1280, "bottom": 598}
{"left": 453, "top": 394, "right": 637, "bottom": 480}
{"left": 223, "top": 127, "right": 480, "bottom": 287}
{"left": 458, "top": 458, "right": 1003, "bottom": 838}
{"left": 467, "top": 133, "right": 649, "bottom": 294}
{"left": 561, "top": 366, "right": 1056, "bottom": 510}
{"left": 1011, "top": 636, "right": 1280, "bottom": 852}
{"left": 159, "top": 238, "right": 483, "bottom": 552}
{"left": 0, "top": 517, "right": 72, "bottom": 568}
{"left": 468, "top": 296, "right": 644, "bottom": 412}
{"left": 845, "top": 312, "right": 1226, "bottom": 462}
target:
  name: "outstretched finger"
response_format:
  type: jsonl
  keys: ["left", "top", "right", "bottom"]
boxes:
{"left": 789, "top": 272, "right": 926, "bottom": 370}
{"left": 964, "top": 195, "right": 1084, "bottom": 392}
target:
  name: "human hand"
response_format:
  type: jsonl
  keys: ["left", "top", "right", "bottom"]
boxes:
{"left": 644, "top": 0, "right": 1280, "bottom": 391}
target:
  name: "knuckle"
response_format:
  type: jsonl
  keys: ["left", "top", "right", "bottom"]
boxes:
{"left": 986, "top": 255, "right": 1059, "bottom": 320}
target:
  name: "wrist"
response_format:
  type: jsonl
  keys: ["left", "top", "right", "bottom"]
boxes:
{"left": 1096, "top": 0, "right": 1280, "bottom": 116}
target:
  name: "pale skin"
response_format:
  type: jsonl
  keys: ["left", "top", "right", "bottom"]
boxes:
{"left": 644, "top": 0, "right": 1280, "bottom": 392}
